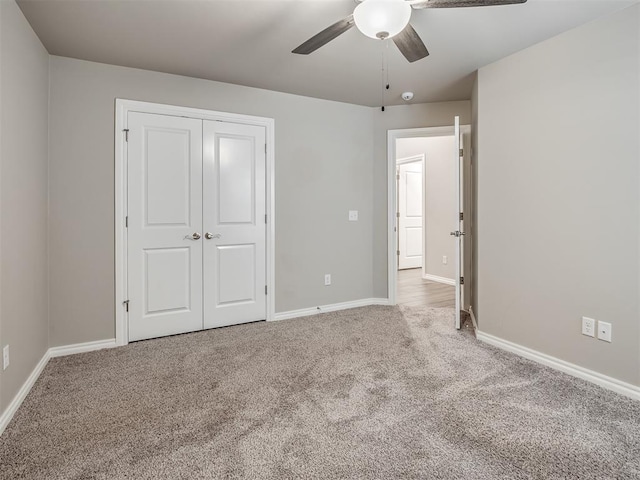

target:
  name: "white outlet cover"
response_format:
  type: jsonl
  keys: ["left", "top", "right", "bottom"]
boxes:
{"left": 581, "top": 317, "right": 595, "bottom": 337}
{"left": 324, "top": 274, "right": 331, "bottom": 286}
{"left": 442, "top": 255, "right": 448, "bottom": 265}
{"left": 597, "top": 321, "right": 612, "bottom": 343}
{"left": 348, "top": 210, "right": 358, "bottom": 221}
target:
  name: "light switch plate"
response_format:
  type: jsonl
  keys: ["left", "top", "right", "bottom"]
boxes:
{"left": 348, "top": 210, "right": 358, "bottom": 221}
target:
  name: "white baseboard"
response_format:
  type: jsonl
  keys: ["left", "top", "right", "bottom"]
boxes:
{"left": 273, "top": 298, "right": 391, "bottom": 322}
{"left": 0, "top": 350, "right": 50, "bottom": 436}
{"left": 49, "top": 338, "right": 117, "bottom": 358}
{"left": 0, "top": 338, "right": 117, "bottom": 436}
{"left": 476, "top": 330, "right": 640, "bottom": 401}
{"left": 422, "top": 274, "right": 455, "bottom": 286}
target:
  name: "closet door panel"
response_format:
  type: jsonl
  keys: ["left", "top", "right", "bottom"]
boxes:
{"left": 203, "top": 121, "right": 266, "bottom": 328}
{"left": 127, "top": 112, "right": 203, "bottom": 341}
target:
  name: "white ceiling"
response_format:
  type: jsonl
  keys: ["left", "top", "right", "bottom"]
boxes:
{"left": 17, "top": 0, "right": 637, "bottom": 106}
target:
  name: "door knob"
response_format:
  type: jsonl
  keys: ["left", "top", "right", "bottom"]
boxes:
{"left": 185, "top": 232, "right": 201, "bottom": 240}
{"left": 205, "top": 232, "right": 221, "bottom": 240}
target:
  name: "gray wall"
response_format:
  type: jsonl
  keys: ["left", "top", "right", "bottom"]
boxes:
{"left": 476, "top": 4, "right": 640, "bottom": 385}
{"left": 372, "top": 102, "right": 471, "bottom": 298}
{"left": 396, "top": 136, "right": 457, "bottom": 280}
{"left": 0, "top": 0, "right": 49, "bottom": 411}
{"left": 48, "top": 56, "right": 375, "bottom": 346}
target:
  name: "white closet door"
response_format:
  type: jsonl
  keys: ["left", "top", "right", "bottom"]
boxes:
{"left": 127, "top": 112, "right": 203, "bottom": 341}
{"left": 203, "top": 121, "right": 266, "bottom": 328}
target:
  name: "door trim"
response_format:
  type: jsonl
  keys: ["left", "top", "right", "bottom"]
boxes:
{"left": 387, "top": 125, "right": 470, "bottom": 306}
{"left": 115, "top": 99, "right": 276, "bottom": 346}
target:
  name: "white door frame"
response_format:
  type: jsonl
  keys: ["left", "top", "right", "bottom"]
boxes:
{"left": 387, "top": 125, "right": 470, "bottom": 306}
{"left": 115, "top": 99, "right": 276, "bottom": 346}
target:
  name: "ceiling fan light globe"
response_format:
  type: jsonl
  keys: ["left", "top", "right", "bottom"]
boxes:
{"left": 353, "top": 0, "right": 412, "bottom": 40}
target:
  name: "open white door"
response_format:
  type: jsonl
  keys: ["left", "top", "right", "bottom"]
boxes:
{"left": 397, "top": 160, "right": 423, "bottom": 270}
{"left": 452, "top": 116, "right": 464, "bottom": 329}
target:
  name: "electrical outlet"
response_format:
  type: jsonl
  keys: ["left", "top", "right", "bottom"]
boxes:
{"left": 597, "top": 321, "right": 612, "bottom": 343}
{"left": 348, "top": 210, "right": 358, "bottom": 221}
{"left": 324, "top": 274, "right": 331, "bottom": 286}
{"left": 442, "top": 255, "right": 448, "bottom": 265}
{"left": 581, "top": 317, "right": 595, "bottom": 337}
{"left": 3, "top": 345, "right": 9, "bottom": 370}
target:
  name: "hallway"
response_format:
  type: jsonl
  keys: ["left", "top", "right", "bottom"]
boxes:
{"left": 397, "top": 268, "right": 455, "bottom": 308}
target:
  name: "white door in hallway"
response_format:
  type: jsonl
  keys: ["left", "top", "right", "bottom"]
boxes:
{"left": 202, "top": 121, "right": 266, "bottom": 328}
{"left": 397, "top": 160, "right": 423, "bottom": 270}
{"left": 127, "top": 112, "right": 203, "bottom": 341}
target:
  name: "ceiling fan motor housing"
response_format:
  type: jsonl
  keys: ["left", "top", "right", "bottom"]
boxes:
{"left": 353, "top": 0, "right": 412, "bottom": 40}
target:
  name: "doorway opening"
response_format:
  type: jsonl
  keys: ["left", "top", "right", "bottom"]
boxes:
{"left": 387, "top": 123, "right": 472, "bottom": 327}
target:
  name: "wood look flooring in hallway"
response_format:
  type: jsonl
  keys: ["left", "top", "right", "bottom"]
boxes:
{"left": 397, "top": 268, "right": 455, "bottom": 308}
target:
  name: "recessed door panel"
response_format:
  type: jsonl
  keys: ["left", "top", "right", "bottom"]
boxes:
{"left": 405, "top": 171, "right": 423, "bottom": 218}
{"left": 146, "top": 129, "right": 191, "bottom": 226}
{"left": 145, "top": 248, "right": 190, "bottom": 314}
{"left": 216, "top": 244, "right": 256, "bottom": 305}
{"left": 218, "top": 136, "right": 255, "bottom": 225}
{"left": 203, "top": 121, "right": 266, "bottom": 328}
{"left": 405, "top": 227, "right": 423, "bottom": 258}
{"left": 128, "top": 112, "right": 203, "bottom": 341}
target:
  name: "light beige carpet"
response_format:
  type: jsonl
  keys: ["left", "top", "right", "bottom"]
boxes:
{"left": 1, "top": 305, "right": 639, "bottom": 479}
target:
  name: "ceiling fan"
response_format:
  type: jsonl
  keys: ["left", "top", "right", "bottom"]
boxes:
{"left": 292, "top": 0, "right": 528, "bottom": 63}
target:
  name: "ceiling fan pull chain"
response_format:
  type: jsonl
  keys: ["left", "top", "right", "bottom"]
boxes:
{"left": 381, "top": 39, "right": 391, "bottom": 112}
{"left": 385, "top": 39, "right": 391, "bottom": 90}
{"left": 381, "top": 41, "right": 386, "bottom": 111}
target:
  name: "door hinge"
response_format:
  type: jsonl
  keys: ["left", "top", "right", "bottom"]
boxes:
{"left": 265, "top": 285, "right": 268, "bottom": 295}
{"left": 396, "top": 174, "right": 400, "bottom": 180}
{"left": 459, "top": 148, "right": 463, "bottom": 157}
{"left": 123, "top": 129, "right": 129, "bottom": 142}
{"left": 459, "top": 212, "right": 463, "bottom": 221}
{"left": 265, "top": 214, "right": 267, "bottom": 224}
{"left": 125, "top": 216, "right": 128, "bottom": 228}
{"left": 265, "top": 144, "right": 267, "bottom": 154}
{"left": 123, "top": 300, "right": 129, "bottom": 312}
{"left": 460, "top": 277, "right": 464, "bottom": 285}
{"left": 397, "top": 250, "right": 400, "bottom": 256}
{"left": 396, "top": 212, "right": 400, "bottom": 218}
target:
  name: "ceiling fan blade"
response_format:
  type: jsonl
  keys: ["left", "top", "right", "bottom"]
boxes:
{"left": 411, "top": 0, "right": 526, "bottom": 9}
{"left": 292, "top": 15, "right": 355, "bottom": 55}
{"left": 393, "top": 24, "right": 429, "bottom": 63}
